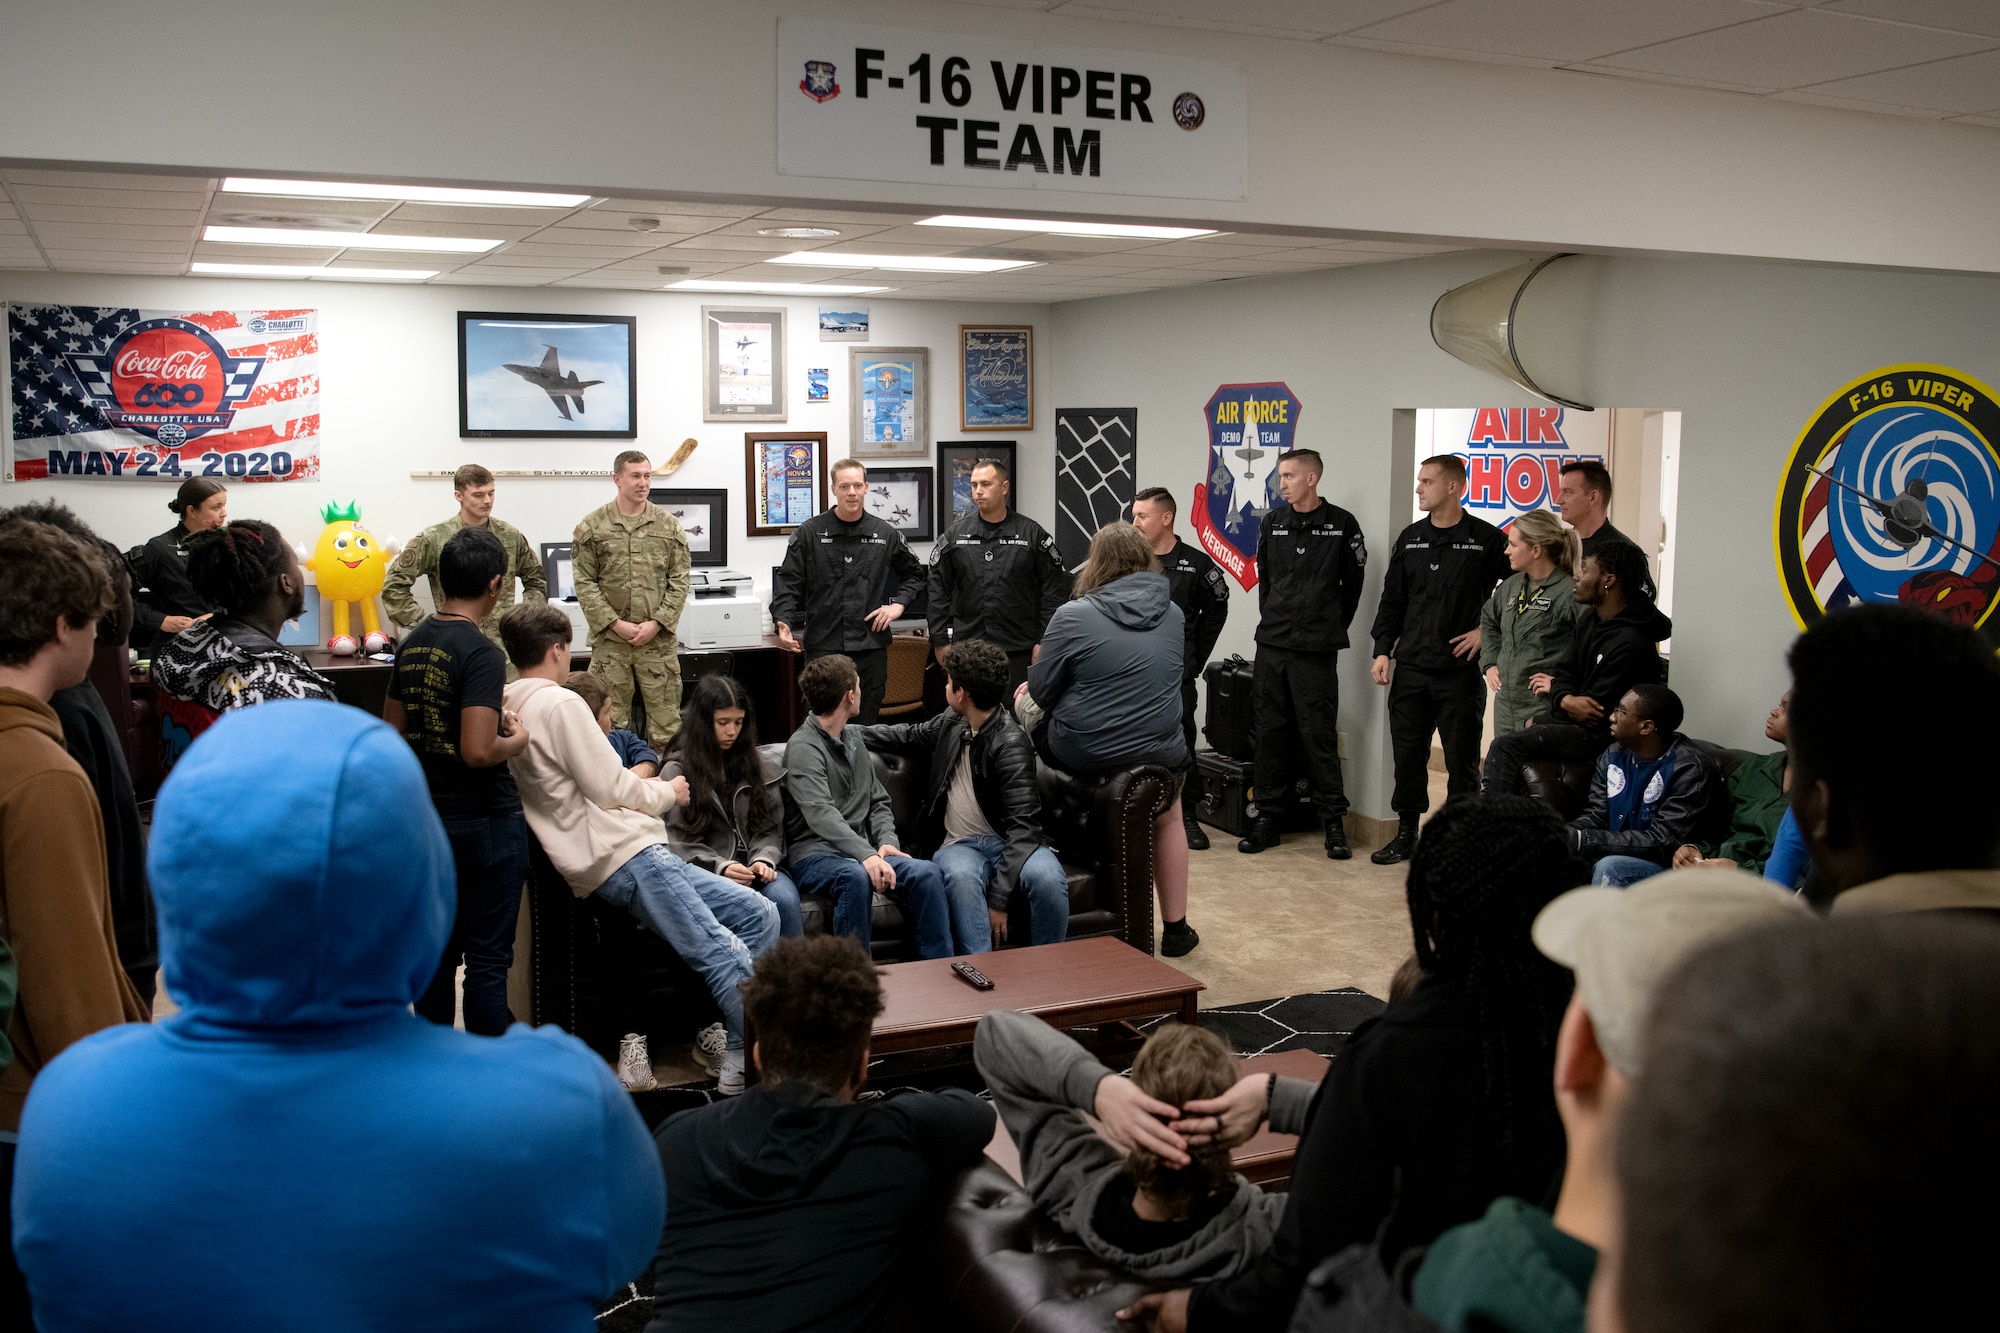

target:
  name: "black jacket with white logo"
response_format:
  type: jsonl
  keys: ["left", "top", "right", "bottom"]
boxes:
{"left": 926, "top": 510, "right": 1070, "bottom": 652}
{"left": 1370, "top": 514, "right": 1511, "bottom": 672}
{"left": 769, "top": 511, "right": 925, "bottom": 653}
{"left": 1162, "top": 537, "right": 1231, "bottom": 681}
{"left": 1254, "top": 501, "right": 1368, "bottom": 653}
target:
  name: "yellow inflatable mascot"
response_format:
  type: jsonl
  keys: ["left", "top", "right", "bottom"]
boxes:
{"left": 307, "top": 501, "right": 394, "bottom": 655}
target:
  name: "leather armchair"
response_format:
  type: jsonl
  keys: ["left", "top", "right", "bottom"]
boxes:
{"left": 1517, "top": 737, "right": 1750, "bottom": 821}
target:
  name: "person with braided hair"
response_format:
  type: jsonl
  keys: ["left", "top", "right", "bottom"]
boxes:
{"left": 152, "top": 520, "right": 335, "bottom": 723}
{"left": 1121, "top": 796, "right": 1574, "bottom": 1333}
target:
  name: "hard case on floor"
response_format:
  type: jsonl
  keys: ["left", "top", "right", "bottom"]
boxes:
{"left": 1202, "top": 654, "right": 1257, "bottom": 762}
{"left": 1194, "top": 749, "right": 1320, "bottom": 837}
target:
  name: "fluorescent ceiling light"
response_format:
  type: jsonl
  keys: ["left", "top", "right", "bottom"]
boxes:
{"left": 221, "top": 177, "right": 590, "bottom": 208}
{"left": 666, "top": 279, "right": 891, "bottom": 295}
{"left": 917, "top": 214, "right": 1217, "bottom": 240}
{"left": 768, "top": 251, "right": 1034, "bottom": 273}
{"left": 204, "top": 225, "right": 499, "bottom": 253}
{"left": 192, "top": 262, "right": 437, "bottom": 281}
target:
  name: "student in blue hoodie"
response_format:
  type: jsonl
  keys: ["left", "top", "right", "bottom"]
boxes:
{"left": 1568, "top": 685, "right": 1725, "bottom": 887}
{"left": 9, "top": 700, "right": 664, "bottom": 1333}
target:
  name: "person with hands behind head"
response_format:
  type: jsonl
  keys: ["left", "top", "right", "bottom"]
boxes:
{"left": 382, "top": 526, "right": 532, "bottom": 1037}
{"left": 125, "top": 477, "right": 227, "bottom": 653}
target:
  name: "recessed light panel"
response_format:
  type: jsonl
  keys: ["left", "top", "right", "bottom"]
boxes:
{"left": 917, "top": 215, "right": 1218, "bottom": 240}
{"left": 767, "top": 251, "right": 1034, "bottom": 273}
{"left": 756, "top": 226, "right": 842, "bottom": 238}
{"left": 221, "top": 178, "right": 590, "bottom": 207}
{"left": 203, "top": 225, "right": 501, "bottom": 253}
{"left": 192, "top": 262, "right": 438, "bottom": 280}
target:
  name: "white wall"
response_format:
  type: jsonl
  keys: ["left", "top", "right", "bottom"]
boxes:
{"left": 1051, "top": 249, "right": 2000, "bottom": 817}
{"left": 1, "top": 273, "right": 1053, "bottom": 594}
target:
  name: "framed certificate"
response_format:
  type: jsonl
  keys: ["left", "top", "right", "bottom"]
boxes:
{"left": 703, "top": 306, "right": 787, "bottom": 421}
{"left": 849, "top": 347, "right": 929, "bottom": 459}
{"left": 745, "top": 433, "right": 828, "bottom": 537}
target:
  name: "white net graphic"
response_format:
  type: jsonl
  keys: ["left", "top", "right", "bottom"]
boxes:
{"left": 1055, "top": 408, "right": 1137, "bottom": 570}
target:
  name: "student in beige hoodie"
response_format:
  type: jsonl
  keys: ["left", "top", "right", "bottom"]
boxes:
{"left": 498, "top": 604, "right": 777, "bottom": 1094}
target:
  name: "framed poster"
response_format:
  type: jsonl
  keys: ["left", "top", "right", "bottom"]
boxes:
{"left": 745, "top": 432, "right": 828, "bottom": 537}
{"left": 539, "top": 542, "right": 576, "bottom": 600}
{"left": 861, "top": 465, "right": 934, "bottom": 542}
{"left": 960, "top": 325, "right": 1033, "bottom": 431}
{"left": 703, "top": 306, "right": 787, "bottom": 421}
{"left": 849, "top": 347, "right": 928, "bottom": 459}
{"left": 935, "top": 440, "right": 1017, "bottom": 534}
{"left": 650, "top": 487, "right": 730, "bottom": 568}
{"left": 458, "top": 311, "right": 636, "bottom": 439}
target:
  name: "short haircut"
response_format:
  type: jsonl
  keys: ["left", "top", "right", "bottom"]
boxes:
{"left": 799, "top": 653, "right": 859, "bottom": 715}
{"left": 0, "top": 502, "right": 131, "bottom": 647}
{"left": 452, "top": 463, "right": 494, "bottom": 492}
{"left": 186, "top": 520, "right": 291, "bottom": 617}
{"left": 1420, "top": 453, "right": 1468, "bottom": 487}
{"left": 1132, "top": 486, "right": 1177, "bottom": 517}
{"left": 1587, "top": 541, "right": 1653, "bottom": 602}
{"left": 741, "top": 935, "right": 883, "bottom": 1091}
{"left": 971, "top": 458, "right": 1011, "bottom": 484}
{"left": 1560, "top": 459, "right": 1613, "bottom": 502}
{"left": 0, "top": 519, "right": 114, "bottom": 666}
{"left": 169, "top": 476, "right": 226, "bottom": 518}
{"left": 612, "top": 449, "right": 649, "bottom": 476}
{"left": 941, "top": 639, "right": 1011, "bottom": 711}
{"left": 563, "top": 669, "right": 610, "bottom": 717}
{"left": 1127, "top": 1023, "right": 1239, "bottom": 1217}
{"left": 1788, "top": 604, "right": 2000, "bottom": 874}
{"left": 1618, "top": 915, "right": 2000, "bottom": 1332}
{"left": 1278, "top": 448, "right": 1322, "bottom": 478}
{"left": 1626, "top": 682, "right": 1683, "bottom": 734}
{"left": 437, "top": 525, "right": 507, "bottom": 600}
{"left": 829, "top": 457, "right": 867, "bottom": 481}
{"left": 498, "top": 601, "right": 573, "bottom": 669}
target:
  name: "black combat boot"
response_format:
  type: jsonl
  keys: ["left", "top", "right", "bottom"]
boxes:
{"left": 1237, "top": 813, "right": 1282, "bottom": 854}
{"left": 1370, "top": 813, "right": 1421, "bottom": 865}
{"left": 1160, "top": 918, "right": 1200, "bottom": 957}
{"left": 1183, "top": 807, "right": 1211, "bottom": 851}
{"left": 1325, "top": 820, "right": 1352, "bottom": 860}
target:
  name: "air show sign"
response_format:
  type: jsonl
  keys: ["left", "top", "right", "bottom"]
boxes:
{"left": 1774, "top": 363, "right": 2000, "bottom": 647}
{"left": 777, "top": 19, "right": 1247, "bottom": 200}
{"left": 1194, "top": 382, "right": 1301, "bottom": 592}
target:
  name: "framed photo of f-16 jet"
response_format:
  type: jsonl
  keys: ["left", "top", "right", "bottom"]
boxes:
{"left": 649, "top": 488, "right": 729, "bottom": 568}
{"left": 703, "top": 306, "right": 788, "bottom": 422}
{"left": 458, "top": 311, "right": 637, "bottom": 439}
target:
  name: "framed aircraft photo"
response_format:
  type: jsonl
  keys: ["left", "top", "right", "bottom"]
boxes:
{"left": 859, "top": 465, "right": 934, "bottom": 541}
{"left": 650, "top": 487, "right": 729, "bottom": 569}
{"left": 703, "top": 306, "right": 788, "bottom": 422}
{"left": 458, "top": 311, "right": 636, "bottom": 439}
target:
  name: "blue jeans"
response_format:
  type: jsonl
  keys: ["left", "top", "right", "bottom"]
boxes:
{"left": 758, "top": 868, "right": 804, "bottom": 939}
{"left": 790, "top": 853, "right": 952, "bottom": 959}
{"left": 597, "top": 843, "right": 780, "bottom": 1050}
{"left": 417, "top": 810, "right": 528, "bottom": 1037}
{"left": 1592, "top": 854, "right": 1668, "bottom": 887}
{"left": 932, "top": 836, "right": 1070, "bottom": 952}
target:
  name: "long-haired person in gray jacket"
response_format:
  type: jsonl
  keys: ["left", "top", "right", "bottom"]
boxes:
{"left": 1020, "top": 523, "right": 1197, "bottom": 955}
{"left": 665, "top": 674, "right": 803, "bottom": 938}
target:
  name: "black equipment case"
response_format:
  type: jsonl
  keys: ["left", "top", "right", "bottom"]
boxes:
{"left": 1201, "top": 654, "right": 1257, "bottom": 762}
{"left": 1194, "top": 749, "right": 1321, "bottom": 837}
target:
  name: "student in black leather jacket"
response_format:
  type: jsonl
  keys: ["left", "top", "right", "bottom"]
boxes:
{"left": 858, "top": 639, "right": 1068, "bottom": 952}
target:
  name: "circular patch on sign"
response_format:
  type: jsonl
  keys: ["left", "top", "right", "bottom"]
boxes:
{"left": 1173, "top": 91, "right": 1205, "bottom": 130}
{"left": 1773, "top": 363, "right": 2000, "bottom": 649}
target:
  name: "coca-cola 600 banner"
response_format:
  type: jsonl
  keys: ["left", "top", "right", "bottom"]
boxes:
{"left": 7, "top": 303, "right": 319, "bottom": 482}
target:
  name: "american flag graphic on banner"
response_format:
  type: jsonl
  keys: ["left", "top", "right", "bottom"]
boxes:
{"left": 7, "top": 303, "right": 319, "bottom": 483}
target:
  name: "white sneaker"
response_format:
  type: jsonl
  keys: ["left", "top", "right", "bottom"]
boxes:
{"left": 718, "top": 1048, "right": 746, "bottom": 1097}
{"left": 616, "top": 1033, "right": 657, "bottom": 1092}
{"left": 694, "top": 1023, "right": 728, "bottom": 1078}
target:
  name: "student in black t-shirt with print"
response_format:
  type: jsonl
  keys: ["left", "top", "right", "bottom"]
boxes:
{"left": 383, "top": 526, "right": 532, "bottom": 1036}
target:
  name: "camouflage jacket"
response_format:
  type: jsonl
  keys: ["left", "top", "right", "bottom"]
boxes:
{"left": 572, "top": 501, "right": 691, "bottom": 644}
{"left": 382, "top": 514, "right": 547, "bottom": 639}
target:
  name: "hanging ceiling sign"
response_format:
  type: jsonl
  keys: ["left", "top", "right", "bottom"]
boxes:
{"left": 777, "top": 18, "right": 1247, "bottom": 201}
{"left": 1774, "top": 362, "right": 2000, "bottom": 647}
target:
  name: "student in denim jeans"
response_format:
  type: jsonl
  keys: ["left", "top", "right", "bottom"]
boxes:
{"left": 499, "top": 603, "right": 778, "bottom": 1093}
{"left": 781, "top": 654, "right": 951, "bottom": 959}
{"left": 383, "top": 527, "right": 531, "bottom": 1037}
{"left": 859, "top": 639, "right": 1069, "bottom": 952}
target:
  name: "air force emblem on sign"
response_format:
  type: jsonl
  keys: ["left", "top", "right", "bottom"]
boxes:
{"left": 800, "top": 60, "right": 840, "bottom": 103}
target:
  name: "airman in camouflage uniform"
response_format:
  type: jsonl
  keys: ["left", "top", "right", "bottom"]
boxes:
{"left": 574, "top": 452, "right": 691, "bottom": 750}
{"left": 382, "top": 464, "right": 548, "bottom": 672}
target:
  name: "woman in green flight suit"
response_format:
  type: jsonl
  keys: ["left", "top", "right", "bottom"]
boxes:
{"left": 1479, "top": 509, "right": 1584, "bottom": 736}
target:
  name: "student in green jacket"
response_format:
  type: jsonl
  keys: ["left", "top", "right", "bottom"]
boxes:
{"left": 1479, "top": 510, "right": 1583, "bottom": 736}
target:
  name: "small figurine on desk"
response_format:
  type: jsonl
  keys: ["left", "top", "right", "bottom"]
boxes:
{"left": 307, "top": 501, "right": 396, "bottom": 656}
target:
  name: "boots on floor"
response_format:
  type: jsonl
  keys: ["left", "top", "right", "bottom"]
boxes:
{"left": 1370, "top": 814, "right": 1421, "bottom": 866}
{"left": 1161, "top": 918, "right": 1200, "bottom": 957}
{"left": 1184, "top": 808, "right": 1211, "bottom": 851}
{"left": 1237, "top": 813, "right": 1281, "bottom": 854}
{"left": 1324, "top": 820, "right": 1352, "bottom": 861}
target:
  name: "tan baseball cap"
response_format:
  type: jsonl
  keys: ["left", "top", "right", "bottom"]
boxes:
{"left": 1532, "top": 866, "right": 1812, "bottom": 1076}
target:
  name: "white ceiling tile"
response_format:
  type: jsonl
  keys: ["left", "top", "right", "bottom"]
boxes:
{"left": 46, "top": 258, "right": 184, "bottom": 272}
{"left": 751, "top": 207, "right": 934, "bottom": 225}
{"left": 455, "top": 253, "right": 599, "bottom": 271}
{"left": 3, "top": 170, "right": 209, "bottom": 191}
{"left": 205, "top": 198, "right": 394, "bottom": 229}
{"left": 703, "top": 217, "right": 888, "bottom": 239}
{"left": 538, "top": 212, "right": 719, "bottom": 235}
{"left": 590, "top": 198, "right": 760, "bottom": 217}
{"left": 378, "top": 202, "right": 586, "bottom": 226}
{"left": 430, "top": 271, "right": 557, "bottom": 285}
{"left": 12, "top": 185, "right": 210, "bottom": 210}
{"left": 662, "top": 233, "right": 803, "bottom": 252}
{"left": 25, "top": 204, "right": 201, "bottom": 226}
{"left": 368, "top": 219, "right": 545, "bottom": 241}
{"left": 37, "top": 235, "right": 189, "bottom": 253}
{"left": 1051, "top": 0, "right": 1435, "bottom": 40}
{"left": 1774, "top": 88, "right": 1956, "bottom": 115}
{"left": 550, "top": 273, "right": 667, "bottom": 288}
{"left": 1794, "top": 45, "right": 2000, "bottom": 112}
{"left": 1952, "top": 111, "right": 2000, "bottom": 124}
{"left": 196, "top": 242, "right": 344, "bottom": 263}
{"left": 1584, "top": 8, "right": 1995, "bottom": 89}
{"left": 30, "top": 221, "right": 194, "bottom": 240}
{"left": 1819, "top": 0, "right": 2000, "bottom": 39}
{"left": 497, "top": 243, "right": 660, "bottom": 262}
{"left": 1346, "top": 0, "right": 1789, "bottom": 64}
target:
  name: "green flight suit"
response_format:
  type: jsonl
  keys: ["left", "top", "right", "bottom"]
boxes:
{"left": 572, "top": 500, "right": 691, "bottom": 750}
{"left": 381, "top": 514, "right": 548, "bottom": 668}
{"left": 1478, "top": 569, "right": 1583, "bottom": 736}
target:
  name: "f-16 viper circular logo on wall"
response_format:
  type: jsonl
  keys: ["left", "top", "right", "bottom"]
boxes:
{"left": 1774, "top": 362, "right": 2000, "bottom": 647}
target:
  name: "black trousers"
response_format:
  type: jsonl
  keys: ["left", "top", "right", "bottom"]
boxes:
{"left": 1253, "top": 647, "right": 1347, "bottom": 820}
{"left": 1179, "top": 674, "right": 1206, "bottom": 807}
{"left": 1388, "top": 664, "right": 1488, "bottom": 815}
{"left": 1482, "top": 720, "right": 1609, "bottom": 796}
{"left": 808, "top": 648, "right": 887, "bottom": 724}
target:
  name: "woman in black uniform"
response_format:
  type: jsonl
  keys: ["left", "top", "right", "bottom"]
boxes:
{"left": 126, "top": 477, "right": 227, "bottom": 653}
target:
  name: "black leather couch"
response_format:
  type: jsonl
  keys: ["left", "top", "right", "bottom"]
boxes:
{"left": 527, "top": 744, "right": 1176, "bottom": 1057}
{"left": 1513, "top": 736, "right": 1751, "bottom": 822}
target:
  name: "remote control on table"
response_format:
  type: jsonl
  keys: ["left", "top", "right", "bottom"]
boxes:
{"left": 951, "top": 961, "right": 994, "bottom": 991}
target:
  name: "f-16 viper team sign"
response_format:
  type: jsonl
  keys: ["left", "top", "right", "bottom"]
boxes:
{"left": 6, "top": 303, "right": 319, "bottom": 483}
{"left": 777, "top": 19, "right": 1247, "bottom": 200}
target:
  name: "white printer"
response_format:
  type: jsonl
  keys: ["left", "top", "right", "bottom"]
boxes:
{"left": 677, "top": 568, "right": 764, "bottom": 649}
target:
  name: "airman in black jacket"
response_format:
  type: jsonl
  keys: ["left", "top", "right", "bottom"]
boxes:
{"left": 925, "top": 459, "right": 1069, "bottom": 695}
{"left": 1132, "top": 487, "right": 1231, "bottom": 849}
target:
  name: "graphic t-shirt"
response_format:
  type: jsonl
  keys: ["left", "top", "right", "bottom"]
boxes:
{"left": 388, "top": 616, "right": 518, "bottom": 820}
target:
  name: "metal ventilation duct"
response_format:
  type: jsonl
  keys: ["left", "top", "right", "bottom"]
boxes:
{"left": 1430, "top": 254, "right": 1595, "bottom": 411}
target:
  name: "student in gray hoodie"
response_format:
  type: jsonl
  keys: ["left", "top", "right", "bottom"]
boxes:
{"left": 973, "top": 1008, "right": 1315, "bottom": 1284}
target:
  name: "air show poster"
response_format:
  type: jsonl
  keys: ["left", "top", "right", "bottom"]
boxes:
{"left": 7, "top": 303, "right": 320, "bottom": 483}
{"left": 1413, "top": 407, "right": 1609, "bottom": 528}
{"left": 1194, "top": 382, "right": 1301, "bottom": 592}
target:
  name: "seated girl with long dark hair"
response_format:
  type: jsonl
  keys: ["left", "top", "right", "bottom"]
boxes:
{"left": 665, "top": 675, "right": 804, "bottom": 938}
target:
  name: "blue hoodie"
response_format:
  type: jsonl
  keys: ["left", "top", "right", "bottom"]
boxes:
{"left": 12, "top": 700, "right": 663, "bottom": 1332}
